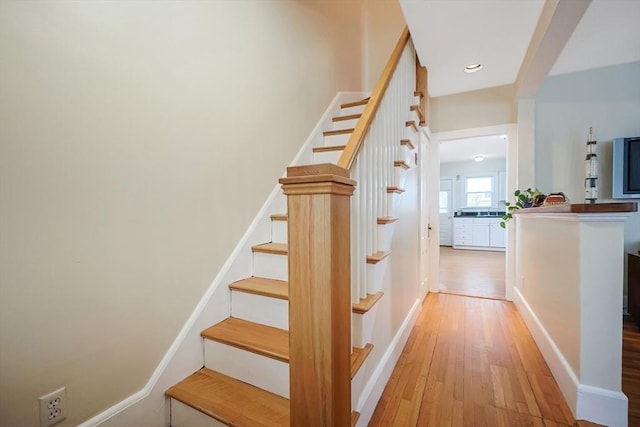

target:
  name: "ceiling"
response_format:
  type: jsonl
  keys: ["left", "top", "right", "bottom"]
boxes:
{"left": 439, "top": 134, "right": 506, "bottom": 164}
{"left": 400, "top": 0, "right": 640, "bottom": 98}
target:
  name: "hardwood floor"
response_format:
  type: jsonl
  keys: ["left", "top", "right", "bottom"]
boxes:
{"left": 624, "top": 316, "right": 640, "bottom": 426}
{"left": 439, "top": 247, "right": 505, "bottom": 300}
{"left": 370, "top": 293, "right": 576, "bottom": 426}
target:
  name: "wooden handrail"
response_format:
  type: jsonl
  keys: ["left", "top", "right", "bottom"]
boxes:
{"left": 336, "top": 26, "right": 411, "bottom": 171}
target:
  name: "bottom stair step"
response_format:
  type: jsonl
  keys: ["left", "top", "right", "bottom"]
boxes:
{"left": 167, "top": 368, "right": 360, "bottom": 427}
{"left": 167, "top": 368, "right": 288, "bottom": 427}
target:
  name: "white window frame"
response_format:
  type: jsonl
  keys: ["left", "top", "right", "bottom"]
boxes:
{"left": 463, "top": 174, "right": 498, "bottom": 208}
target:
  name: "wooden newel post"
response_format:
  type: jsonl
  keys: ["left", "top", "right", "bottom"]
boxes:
{"left": 279, "top": 163, "right": 355, "bottom": 427}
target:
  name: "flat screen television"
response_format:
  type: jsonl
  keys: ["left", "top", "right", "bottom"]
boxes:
{"left": 612, "top": 136, "right": 640, "bottom": 199}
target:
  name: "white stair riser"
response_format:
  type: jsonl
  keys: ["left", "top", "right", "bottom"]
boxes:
{"left": 170, "top": 400, "right": 226, "bottom": 427}
{"left": 394, "top": 166, "right": 408, "bottom": 189}
{"left": 341, "top": 104, "right": 366, "bottom": 115}
{"left": 408, "top": 109, "right": 420, "bottom": 123}
{"left": 367, "top": 259, "right": 388, "bottom": 294}
{"left": 405, "top": 124, "right": 418, "bottom": 138}
{"left": 353, "top": 306, "right": 380, "bottom": 348}
{"left": 386, "top": 192, "right": 404, "bottom": 217}
{"left": 231, "top": 291, "right": 288, "bottom": 330}
{"left": 271, "top": 220, "right": 287, "bottom": 244}
{"left": 253, "top": 252, "right": 288, "bottom": 281}
{"left": 399, "top": 146, "right": 414, "bottom": 168}
{"left": 351, "top": 361, "right": 367, "bottom": 412}
{"left": 204, "top": 340, "right": 290, "bottom": 398}
{"left": 332, "top": 118, "right": 359, "bottom": 130}
{"left": 414, "top": 95, "right": 421, "bottom": 105}
{"left": 323, "top": 133, "right": 351, "bottom": 146}
{"left": 377, "top": 222, "right": 396, "bottom": 253}
{"left": 313, "top": 150, "right": 343, "bottom": 164}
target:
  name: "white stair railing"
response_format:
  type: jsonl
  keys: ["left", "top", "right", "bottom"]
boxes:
{"left": 343, "top": 33, "right": 417, "bottom": 303}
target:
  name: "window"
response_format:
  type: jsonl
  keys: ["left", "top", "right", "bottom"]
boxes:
{"left": 465, "top": 176, "right": 493, "bottom": 207}
{"left": 439, "top": 191, "right": 449, "bottom": 214}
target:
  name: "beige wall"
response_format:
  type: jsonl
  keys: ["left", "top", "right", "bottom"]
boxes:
{"left": 0, "top": 1, "right": 374, "bottom": 425}
{"left": 429, "top": 84, "right": 517, "bottom": 133}
{"left": 363, "top": 0, "right": 407, "bottom": 89}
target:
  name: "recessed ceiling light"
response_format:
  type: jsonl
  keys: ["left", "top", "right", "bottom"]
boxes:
{"left": 464, "top": 64, "right": 483, "bottom": 73}
{"left": 474, "top": 155, "right": 484, "bottom": 162}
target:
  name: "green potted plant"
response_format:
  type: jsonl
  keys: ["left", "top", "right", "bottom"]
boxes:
{"left": 500, "top": 188, "right": 543, "bottom": 228}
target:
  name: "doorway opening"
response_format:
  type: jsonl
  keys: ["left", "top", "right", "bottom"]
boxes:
{"left": 435, "top": 129, "right": 511, "bottom": 300}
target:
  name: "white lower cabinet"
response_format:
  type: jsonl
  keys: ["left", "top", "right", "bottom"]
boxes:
{"left": 453, "top": 217, "right": 505, "bottom": 250}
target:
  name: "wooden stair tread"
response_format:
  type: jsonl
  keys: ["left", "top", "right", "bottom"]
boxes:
{"left": 251, "top": 242, "right": 288, "bottom": 255}
{"left": 167, "top": 371, "right": 360, "bottom": 427}
{"left": 400, "top": 138, "right": 415, "bottom": 150}
{"left": 377, "top": 216, "right": 399, "bottom": 225}
{"left": 341, "top": 98, "right": 369, "bottom": 109}
{"left": 414, "top": 90, "right": 424, "bottom": 98}
{"left": 367, "top": 250, "right": 392, "bottom": 264}
{"left": 323, "top": 128, "right": 354, "bottom": 136}
{"left": 386, "top": 186, "right": 405, "bottom": 194}
{"left": 405, "top": 120, "right": 418, "bottom": 132}
{"left": 270, "top": 213, "right": 287, "bottom": 221}
{"left": 352, "top": 292, "right": 384, "bottom": 314}
{"left": 229, "top": 277, "right": 288, "bottom": 300}
{"left": 394, "top": 160, "right": 410, "bottom": 170}
{"left": 166, "top": 368, "right": 289, "bottom": 427}
{"left": 313, "top": 145, "right": 346, "bottom": 153}
{"left": 351, "top": 343, "right": 373, "bottom": 377}
{"left": 202, "top": 318, "right": 371, "bottom": 378}
{"left": 229, "top": 277, "right": 383, "bottom": 314}
{"left": 333, "top": 113, "right": 362, "bottom": 122}
{"left": 202, "top": 318, "right": 289, "bottom": 362}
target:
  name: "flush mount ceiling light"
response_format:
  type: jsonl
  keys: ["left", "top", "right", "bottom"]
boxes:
{"left": 464, "top": 63, "right": 483, "bottom": 73}
{"left": 474, "top": 155, "right": 484, "bottom": 162}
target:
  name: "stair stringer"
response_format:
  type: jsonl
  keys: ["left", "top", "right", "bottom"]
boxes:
{"left": 76, "top": 92, "right": 370, "bottom": 427}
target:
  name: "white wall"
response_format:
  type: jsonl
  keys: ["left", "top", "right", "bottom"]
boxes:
{"left": 535, "top": 61, "right": 640, "bottom": 301}
{"left": 0, "top": 1, "right": 372, "bottom": 425}
{"left": 440, "top": 158, "right": 507, "bottom": 211}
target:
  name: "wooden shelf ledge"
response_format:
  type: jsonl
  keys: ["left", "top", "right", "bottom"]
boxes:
{"left": 352, "top": 292, "right": 384, "bottom": 314}
{"left": 514, "top": 202, "right": 637, "bottom": 215}
{"left": 400, "top": 138, "right": 415, "bottom": 150}
{"left": 251, "top": 242, "right": 288, "bottom": 255}
{"left": 367, "top": 250, "right": 392, "bottom": 264}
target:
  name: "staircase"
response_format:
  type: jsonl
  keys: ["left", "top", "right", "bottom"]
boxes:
{"left": 166, "top": 28, "right": 425, "bottom": 427}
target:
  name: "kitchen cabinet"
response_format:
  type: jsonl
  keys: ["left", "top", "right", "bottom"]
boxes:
{"left": 453, "top": 217, "right": 505, "bottom": 250}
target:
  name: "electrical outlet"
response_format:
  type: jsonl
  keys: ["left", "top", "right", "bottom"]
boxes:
{"left": 39, "top": 387, "right": 66, "bottom": 427}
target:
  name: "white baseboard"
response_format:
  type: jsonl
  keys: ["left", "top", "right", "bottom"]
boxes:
{"left": 513, "top": 288, "right": 628, "bottom": 427}
{"left": 354, "top": 298, "right": 422, "bottom": 426}
{"left": 577, "top": 384, "right": 628, "bottom": 427}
